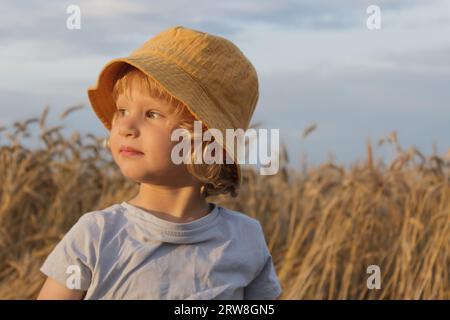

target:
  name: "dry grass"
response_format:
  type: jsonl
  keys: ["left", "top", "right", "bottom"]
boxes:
{"left": 0, "top": 105, "right": 449, "bottom": 299}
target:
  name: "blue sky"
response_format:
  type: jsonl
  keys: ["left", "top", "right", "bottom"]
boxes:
{"left": 1, "top": 0, "right": 449, "bottom": 169}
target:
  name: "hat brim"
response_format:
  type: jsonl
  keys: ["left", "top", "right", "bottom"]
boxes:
{"left": 87, "top": 55, "right": 243, "bottom": 188}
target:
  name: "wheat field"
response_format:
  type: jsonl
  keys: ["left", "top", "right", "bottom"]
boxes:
{"left": 0, "top": 105, "right": 449, "bottom": 299}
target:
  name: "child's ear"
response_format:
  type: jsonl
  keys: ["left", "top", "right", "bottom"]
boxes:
{"left": 200, "top": 184, "right": 206, "bottom": 196}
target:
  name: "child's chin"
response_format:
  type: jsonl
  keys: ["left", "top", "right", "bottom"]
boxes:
{"left": 120, "top": 169, "right": 164, "bottom": 181}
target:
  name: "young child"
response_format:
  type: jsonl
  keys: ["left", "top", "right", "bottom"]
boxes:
{"left": 37, "top": 25, "right": 282, "bottom": 300}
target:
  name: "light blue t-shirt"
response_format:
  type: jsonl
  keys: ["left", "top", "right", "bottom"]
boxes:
{"left": 40, "top": 201, "right": 282, "bottom": 300}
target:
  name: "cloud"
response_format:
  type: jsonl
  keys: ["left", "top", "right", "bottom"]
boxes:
{"left": 1, "top": 0, "right": 444, "bottom": 61}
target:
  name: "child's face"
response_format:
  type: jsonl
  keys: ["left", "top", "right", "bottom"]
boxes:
{"left": 109, "top": 89, "right": 193, "bottom": 186}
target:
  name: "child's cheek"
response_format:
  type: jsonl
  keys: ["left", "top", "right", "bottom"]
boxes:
{"left": 149, "top": 127, "right": 175, "bottom": 156}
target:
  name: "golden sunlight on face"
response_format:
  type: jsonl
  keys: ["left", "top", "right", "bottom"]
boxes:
{"left": 109, "top": 89, "right": 191, "bottom": 185}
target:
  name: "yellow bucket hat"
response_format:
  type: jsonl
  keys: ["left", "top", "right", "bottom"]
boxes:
{"left": 87, "top": 25, "right": 259, "bottom": 187}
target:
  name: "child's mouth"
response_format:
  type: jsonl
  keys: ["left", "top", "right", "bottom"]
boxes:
{"left": 119, "top": 150, "right": 145, "bottom": 157}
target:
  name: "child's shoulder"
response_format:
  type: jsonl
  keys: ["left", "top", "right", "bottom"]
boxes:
{"left": 75, "top": 202, "right": 123, "bottom": 226}
{"left": 217, "top": 205, "right": 263, "bottom": 231}
{"left": 217, "top": 205, "right": 269, "bottom": 261}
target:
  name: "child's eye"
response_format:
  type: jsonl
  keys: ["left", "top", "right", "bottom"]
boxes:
{"left": 146, "top": 111, "right": 162, "bottom": 119}
{"left": 116, "top": 109, "right": 162, "bottom": 119}
{"left": 117, "top": 109, "right": 126, "bottom": 116}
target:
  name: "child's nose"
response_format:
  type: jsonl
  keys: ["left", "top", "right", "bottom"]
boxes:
{"left": 119, "top": 120, "right": 140, "bottom": 137}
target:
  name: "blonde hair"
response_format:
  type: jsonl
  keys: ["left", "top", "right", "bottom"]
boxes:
{"left": 110, "top": 64, "right": 239, "bottom": 198}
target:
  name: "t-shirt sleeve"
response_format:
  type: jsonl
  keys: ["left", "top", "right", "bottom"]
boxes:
{"left": 39, "top": 214, "right": 98, "bottom": 291}
{"left": 244, "top": 222, "right": 283, "bottom": 300}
